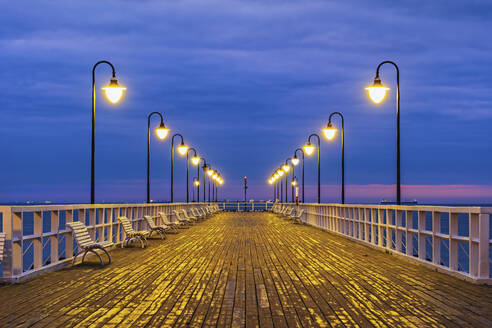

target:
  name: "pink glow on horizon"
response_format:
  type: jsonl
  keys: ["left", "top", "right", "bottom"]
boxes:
{"left": 2, "top": 181, "right": 492, "bottom": 203}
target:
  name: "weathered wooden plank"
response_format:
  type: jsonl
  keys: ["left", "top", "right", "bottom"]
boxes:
{"left": 0, "top": 212, "right": 491, "bottom": 328}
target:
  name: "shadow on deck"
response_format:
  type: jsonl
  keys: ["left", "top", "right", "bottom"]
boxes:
{"left": 0, "top": 212, "right": 491, "bottom": 327}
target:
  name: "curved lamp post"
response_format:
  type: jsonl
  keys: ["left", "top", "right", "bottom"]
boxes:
{"left": 170, "top": 134, "right": 188, "bottom": 203}
{"left": 91, "top": 60, "right": 126, "bottom": 204}
{"left": 186, "top": 148, "right": 200, "bottom": 203}
{"left": 283, "top": 159, "right": 292, "bottom": 203}
{"left": 273, "top": 172, "right": 280, "bottom": 201}
{"left": 196, "top": 158, "right": 207, "bottom": 202}
{"left": 303, "top": 134, "right": 321, "bottom": 203}
{"left": 146, "top": 112, "right": 170, "bottom": 203}
{"left": 291, "top": 176, "right": 298, "bottom": 201}
{"left": 193, "top": 177, "right": 199, "bottom": 202}
{"left": 293, "top": 148, "right": 304, "bottom": 203}
{"left": 365, "top": 60, "right": 401, "bottom": 204}
{"left": 206, "top": 166, "right": 214, "bottom": 202}
{"left": 212, "top": 171, "right": 219, "bottom": 202}
{"left": 268, "top": 176, "right": 275, "bottom": 200}
{"left": 323, "top": 112, "right": 345, "bottom": 204}
{"left": 276, "top": 168, "right": 285, "bottom": 202}
{"left": 215, "top": 174, "right": 222, "bottom": 202}
{"left": 202, "top": 161, "right": 209, "bottom": 202}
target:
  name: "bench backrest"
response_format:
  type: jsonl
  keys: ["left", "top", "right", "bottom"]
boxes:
{"left": 181, "top": 209, "right": 192, "bottom": 219}
{"left": 118, "top": 216, "right": 135, "bottom": 235}
{"left": 191, "top": 208, "right": 201, "bottom": 217}
{"left": 295, "top": 209, "right": 304, "bottom": 218}
{"left": 67, "top": 221, "right": 94, "bottom": 249}
{"left": 285, "top": 207, "right": 294, "bottom": 215}
{"left": 173, "top": 210, "right": 184, "bottom": 221}
{"left": 144, "top": 215, "right": 157, "bottom": 229}
{"left": 0, "top": 232, "right": 6, "bottom": 262}
{"left": 158, "top": 212, "right": 173, "bottom": 225}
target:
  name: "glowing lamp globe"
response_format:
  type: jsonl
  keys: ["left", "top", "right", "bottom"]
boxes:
{"left": 191, "top": 155, "right": 200, "bottom": 166}
{"left": 277, "top": 169, "right": 284, "bottom": 177}
{"left": 291, "top": 156, "right": 299, "bottom": 166}
{"left": 291, "top": 180, "right": 298, "bottom": 186}
{"left": 303, "top": 142, "right": 315, "bottom": 156}
{"left": 101, "top": 77, "right": 126, "bottom": 104}
{"left": 282, "top": 164, "right": 290, "bottom": 173}
{"left": 194, "top": 180, "right": 200, "bottom": 186}
{"left": 365, "top": 78, "right": 389, "bottom": 104}
{"left": 177, "top": 142, "right": 188, "bottom": 156}
{"left": 155, "top": 122, "right": 170, "bottom": 140}
{"left": 207, "top": 169, "right": 214, "bottom": 177}
{"left": 322, "top": 123, "right": 337, "bottom": 141}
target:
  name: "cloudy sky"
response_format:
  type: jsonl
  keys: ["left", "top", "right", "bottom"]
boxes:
{"left": 1, "top": 0, "right": 492, "bottom": 204}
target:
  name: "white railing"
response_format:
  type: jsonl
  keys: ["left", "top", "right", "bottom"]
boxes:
{"left": 0, "top": 202, "right": 211, "bottom": 283}
{"left": 280, "top": 203, "right": 492, "bottom": 284}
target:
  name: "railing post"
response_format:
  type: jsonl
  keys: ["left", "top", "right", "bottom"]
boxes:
{"left": 477, "top": 213, "right": 490, "bottom": 279}
{"left": 378, "top": 209, "right": 384, "bottom": 247}
{"left": 33, "top": 211, "right": 42, "bottom": 269}
{"left": 418, "top": 211, "right": 426, "bottom": 260}
{"left": 364, "top": 208, "right": 370, "bottom": 242}
{"left": 50, "top": 210, "right": 59, "bottom": 265}
{"left": 385, "top": 209, "right": 391, "bottom": 249}
{"left": 449, "top": 212, "right": 458, "bottom": 271}
{"left": 432, "top": 211, "right": 441, "bottom": 266}
{"left": 65, "top": 210, "right": 74, "bottom": 259}
{"left": 395, "top": 210, "right": 402, "bottom": 252}
{"left": 469, "top": 213, "right": 479, "bottom": 277}
{"left": 406, "top": 210, "right": 414, "bottom": 256}
{"left": 371, "top": 209, "right": 377, "bottom": 245}
{"left": 88, "top": 208, "right": 96, "bottom": 240}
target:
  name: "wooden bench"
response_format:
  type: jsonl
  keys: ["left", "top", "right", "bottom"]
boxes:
{"left": 118, "top": 216, "right": 149, "bottom": 248}
{"left": 66, "top": 222, "right": 112, "bottom": 266}
{"left": 158, "top": 212, "right": 181, "bottom": 232}
{"left": 291, "top": 209, "right": 305, "bottom": 224}
{"left": 144, "top": 215, "right": 169, "bottom": 239}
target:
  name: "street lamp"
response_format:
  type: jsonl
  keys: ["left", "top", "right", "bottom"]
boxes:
{"left": 207, "top": 167, "right": 214, "bottom": 202}
{"left": 293, "top": 148, "right": 305, "bottom": 203}
{"left": 212, "top": 171, "right": 219, "bottom": 202}
{"left": 170, "top": 134, "right": 187, "bottom": 203}
{"left": 186, "top": 148, "right": 200, "bottom": 203}
{"left": 323, "top": 112, "right": 345, "bottom": 204}
{"left": 146, "top": 112, "right": 169, "bottom": 203}
{"left": 304, "top": 134, "right": 321, "bottom": 203}
{"left": 277, "top": 168, "right": 284, "bottom": 202}
{"left": 283, "top": 159, "right": 293, "bottom": 203}
{"left": 365, "top": 60, "right": 401, "bottom": 205}
{"left": 90, "top": 60, "right": 126, "bottom": 204}
{"left": 201, "top": 161, "right": 209, "bottom": 202}
{"left": 193, "top": 177, "right": 199, "bottom": 202}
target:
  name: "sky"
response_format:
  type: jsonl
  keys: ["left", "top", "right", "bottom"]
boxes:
{"left": 1, "top": 0, "right": 492, "bottom": 204}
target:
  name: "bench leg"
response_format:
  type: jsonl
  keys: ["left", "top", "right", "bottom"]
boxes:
{"left": 88, "top": 249, "right": 104, "bottom": 265}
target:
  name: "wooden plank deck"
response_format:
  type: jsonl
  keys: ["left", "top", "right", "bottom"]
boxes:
{"left": 0, "top": 211, "right": 491, "bottom": 327}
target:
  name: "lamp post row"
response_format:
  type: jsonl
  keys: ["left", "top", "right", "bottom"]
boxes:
{"left": 268, "top": 60, "right": 400, "bottom": 205}
{"left": 91, "top": 60, "right": 224, "bottom": 205}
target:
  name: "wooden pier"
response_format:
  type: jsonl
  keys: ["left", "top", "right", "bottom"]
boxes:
{"left": 0, "top": 212, "right": 491, "bottom": 327}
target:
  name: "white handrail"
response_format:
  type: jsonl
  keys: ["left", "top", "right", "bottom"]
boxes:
{"left": 282, "top": 203, "right": 491, "bottom": 284}
{"left": 0, "top": 202, "right": 209, "bottom": 283}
